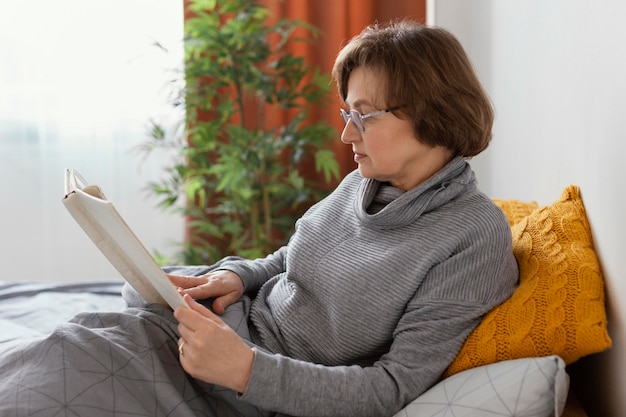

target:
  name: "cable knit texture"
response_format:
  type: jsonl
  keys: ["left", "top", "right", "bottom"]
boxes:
{"left": 492, "top": 197, "right": 538, "bottom": 226}
{"left": 445, "top": 185, "right": 612, "bottom": 377}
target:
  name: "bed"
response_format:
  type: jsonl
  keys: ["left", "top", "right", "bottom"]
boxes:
{"left": 0, "top": 272, "right": 258, "bottom": 417}
{"left": 0, "top": 280, "right": 127, "bottom": 352}
{"left": 0, "top": 185, "right": 611, "bottom": 417}
{"left": 0, "top": 278, "right": 569, "bottom": 417}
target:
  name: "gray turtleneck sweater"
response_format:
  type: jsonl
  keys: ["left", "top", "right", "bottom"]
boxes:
{"left": 222, "top": 157, "right": 519, "bottom": 417}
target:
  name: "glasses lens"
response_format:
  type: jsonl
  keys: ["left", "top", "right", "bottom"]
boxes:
{"left": 340, "top": 109, "right": 350, "bottom": 124}
{"left": 340, "top": 109, "right": 365, "bottom": 133}
{"left": 350, "top": 110, "right": 365, "bottom": 133}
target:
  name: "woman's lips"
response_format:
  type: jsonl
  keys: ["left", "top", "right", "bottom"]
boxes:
{"left": 353, "top": 152, "right": 366, "bottom": 163}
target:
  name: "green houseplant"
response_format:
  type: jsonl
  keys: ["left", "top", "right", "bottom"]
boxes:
{"left": 141, "top": 0, "right": 340, "bottom": 264}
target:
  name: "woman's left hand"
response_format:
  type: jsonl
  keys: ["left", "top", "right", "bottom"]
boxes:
{"left": 174, "top": 294, "right": 254, "bottom": 393}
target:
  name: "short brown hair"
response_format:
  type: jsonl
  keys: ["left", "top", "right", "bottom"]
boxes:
{"left": 332, "top": 20, "right": 493, "bottom": 157}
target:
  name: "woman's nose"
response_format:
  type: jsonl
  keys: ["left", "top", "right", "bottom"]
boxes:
{"left": 340, "top": 121, "right": 361, "bottom": 144}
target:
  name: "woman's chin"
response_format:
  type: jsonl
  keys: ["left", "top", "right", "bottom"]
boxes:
{"left": 357, "top": 165, "right": 378, "bottom": 180}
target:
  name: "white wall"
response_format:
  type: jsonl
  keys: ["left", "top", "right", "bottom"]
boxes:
{"left": 430, "top": 1, "right": 626, "bottom": 415}
{"left": 0, "top": 1, "right": 185, "bottom": 283}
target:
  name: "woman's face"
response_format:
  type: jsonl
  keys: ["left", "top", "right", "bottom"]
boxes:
{"left": 341, "top": 67, "right": 453, "bottom": 191}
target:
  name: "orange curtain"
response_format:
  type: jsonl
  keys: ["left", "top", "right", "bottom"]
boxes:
{"left": 262, "top": 0, "right": 426, "bottom": 178}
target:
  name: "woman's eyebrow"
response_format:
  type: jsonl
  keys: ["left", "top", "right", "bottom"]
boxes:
{"left": 344, "top": 98, "right": 373, "bottom": 110}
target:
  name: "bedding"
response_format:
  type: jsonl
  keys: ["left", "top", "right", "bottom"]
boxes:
{"left": 0, "top": 280, "right": 126, "bottom": 351}
{"left": 0, "top": 279, "right": 569, "bottom": 417}
{"left": 1, "top": 186, "right": 604, "bottom": 416}
{"left": 0, "top": 280, "right": 257, "bottom": 417}
{"left": 394, "top": 355, "right": 568, "bottom": 417}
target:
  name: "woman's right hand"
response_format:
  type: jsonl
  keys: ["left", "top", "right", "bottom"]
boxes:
{"left": 167, "top": 270, "right": 244, "bottom": 315}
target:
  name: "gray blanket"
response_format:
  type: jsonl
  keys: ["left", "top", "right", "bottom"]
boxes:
{"left": 0, "top": 294, "right": 267, "bottom": 417}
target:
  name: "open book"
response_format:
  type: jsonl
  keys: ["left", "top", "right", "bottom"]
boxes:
{"left": 62, "top": 169, "right": 186, "bottom": 310}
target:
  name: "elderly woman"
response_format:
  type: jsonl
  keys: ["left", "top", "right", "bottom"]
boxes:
{"left": 0, "top": 19, "right": 517, "bottom": 417}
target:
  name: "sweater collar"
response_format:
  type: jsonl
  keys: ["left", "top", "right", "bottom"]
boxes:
{"left": 353, "top": 156, "right": 476, "bottom": 229}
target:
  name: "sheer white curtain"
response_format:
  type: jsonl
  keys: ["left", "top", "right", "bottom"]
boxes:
{"left": 0, "top": 1, "right": 184, "bottom": 282}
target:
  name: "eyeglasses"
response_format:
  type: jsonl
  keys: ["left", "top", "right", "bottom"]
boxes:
{"left": 340, "top": 106, "right": 403, "bottom": 133}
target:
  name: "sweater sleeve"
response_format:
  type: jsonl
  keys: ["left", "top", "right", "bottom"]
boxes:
{"left": 240, "top": 301, "right": 495, "bottom": 417}
{"left": 218, "top": 246, "right": 287, "bottom": 294}
{"left": 239, "top": 240, "right": 519, "bottom": 417}
{"left": 241, "top": 211, "right": 518, "bottom": 417}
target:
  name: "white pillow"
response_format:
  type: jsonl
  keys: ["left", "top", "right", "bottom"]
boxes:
{"left": 394, "top": 355, "right": 568, "bottom": 417}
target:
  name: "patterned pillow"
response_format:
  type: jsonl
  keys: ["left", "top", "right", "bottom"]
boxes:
{"left": 445, "top": 185, "right": 611, "bottom": 376}
{"left": 395, "top": 356, "right": 568, "bottom": 417}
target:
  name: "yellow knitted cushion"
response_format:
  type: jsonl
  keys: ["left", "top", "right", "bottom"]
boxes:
{"left": 445, "top": 185, "right": 612, "bottom": 377}
{"left": 492, "top": 198, "right": 538, "bottom": 226}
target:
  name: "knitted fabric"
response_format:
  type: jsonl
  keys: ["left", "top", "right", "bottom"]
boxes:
{"left": 492, "top": 197, "right": 538, "bottom": 226}
{"left": 222, "top": 158, "right": 519, "bottom": 416}
{"left": 445, "top": 185, "right": 612, "bottom": 377}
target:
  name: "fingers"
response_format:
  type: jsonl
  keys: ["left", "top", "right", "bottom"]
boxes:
{"left": 168, "top": 273, "right": 224, "bottom": 300}
{"left": 174, "top": 294, "right": 219, "bottom": 329}
{"left": 168, "top": 274, "right": 219, "bottom": 301}
{"left": 175, "top": 295, "right": 224, "bottom": 361}
{"left": 184, "top": 293, "right": 213, "bottom": 317}
{"left": 174, "top": 301, "right": 253, "bottom": 392}
{"left": 167, "top": 273, "right": 207, "bottom": 290}
{"left": 211, "top": 293, "right": 239, "bottom": 315}
{"left": 169, "top": 270, "right": 245, "bottom": 315}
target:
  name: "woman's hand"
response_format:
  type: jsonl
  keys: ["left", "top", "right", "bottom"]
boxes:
{"left": 174, "top": 294, "right": 254, "bottom": 393}
{"left": 168, "top": 270, "right": 244, "bottom": 315}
